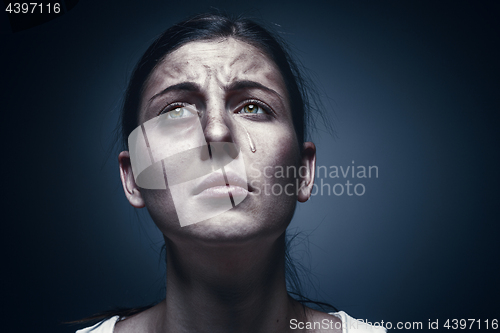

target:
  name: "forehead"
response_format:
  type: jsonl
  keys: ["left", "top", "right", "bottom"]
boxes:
{"left": 142, "top": 38, "right": 287, "bottom": 104}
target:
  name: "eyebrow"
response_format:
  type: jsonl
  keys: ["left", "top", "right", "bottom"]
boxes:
{"left": 147, "top": 80, "right": 284, "bottom": 107}
{"left": 147, "top": 81, "right": 201, "bottom": 107}
{"left": 224, "top": 80, "right": 283, "bottom": 99}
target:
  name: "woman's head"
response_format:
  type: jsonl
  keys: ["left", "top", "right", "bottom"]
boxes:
{"left": 118, "top": 13, "right": 317, "bottom": 244}
{"left": 121, "top": 13, "right": 310, "bottom": 149}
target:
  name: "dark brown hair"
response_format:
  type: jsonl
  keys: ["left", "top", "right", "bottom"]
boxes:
{"left": 120, "top": 12, "right": 322, "bottom": 149}
{"left": 71, "top": 12, "right": 335, "bottom": 329}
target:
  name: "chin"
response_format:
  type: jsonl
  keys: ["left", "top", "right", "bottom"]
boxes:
{"left": 171, "top": 208, "right": 285, "bottom": 247}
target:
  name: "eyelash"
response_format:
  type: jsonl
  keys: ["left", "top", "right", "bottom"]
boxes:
{"left": 157, "top": 99, "right": 274, "bottom": 117}
{"left": 236, "top": 99, "right": 273, "bottom": 116}
{"left": 158, "top": 102, "right": 190, "bottom": 116}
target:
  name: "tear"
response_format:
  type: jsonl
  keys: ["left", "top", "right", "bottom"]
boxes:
{"left": 241, "top": 124, "right": 256, "bottom": 153}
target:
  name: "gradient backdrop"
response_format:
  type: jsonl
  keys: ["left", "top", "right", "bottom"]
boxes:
{"left": 2, "top": 1, "right": 499, "bottom": 332}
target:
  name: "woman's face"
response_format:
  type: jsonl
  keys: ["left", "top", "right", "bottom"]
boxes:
{"left": 120, "top": 38, "right": 315, "bottom": 245}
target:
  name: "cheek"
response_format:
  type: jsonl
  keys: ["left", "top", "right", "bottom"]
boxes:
{"left": 141, "top": 188, "right": 180, "bottom": 234}
{"left": 247, "top": 124, "right": 301, "bottom": 204}
{"left": 253, "top": 124, "right": 300, "bottom": 175}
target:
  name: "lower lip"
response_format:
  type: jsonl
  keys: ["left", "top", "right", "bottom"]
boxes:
{"left": 195, "top": 185, "right": 249, "bottom": 199}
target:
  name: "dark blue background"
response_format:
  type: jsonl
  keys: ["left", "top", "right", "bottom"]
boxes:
{"left": 2, "top": 1, "right": 499, "bottom": 332}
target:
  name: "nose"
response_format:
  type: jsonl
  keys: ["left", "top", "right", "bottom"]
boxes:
{"left": 201, "top": 104, "right": 239, "bottom": 162}
{"left": 201, "top": 103, "right": 234, "bottom": 144}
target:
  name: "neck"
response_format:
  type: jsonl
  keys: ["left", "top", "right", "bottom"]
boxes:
{"left": 158, "top": 233, "right": 306, "bottom": 333}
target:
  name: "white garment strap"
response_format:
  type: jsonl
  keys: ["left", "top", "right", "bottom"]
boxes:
{"left": 75, "top": 315, "right": 119, "bottom": 333}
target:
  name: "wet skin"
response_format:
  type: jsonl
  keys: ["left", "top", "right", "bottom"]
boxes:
{"left": 121, "top": 38, "right": 315, "bottom": 246}
{"left": 116, "top": 38, "right": 331, "bottom": 333}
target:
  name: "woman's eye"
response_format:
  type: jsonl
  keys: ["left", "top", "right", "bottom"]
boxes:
{"left": 239, "top": 103, "right": 266, "bottom": 114}
{"left": 162, "top": 106, "right": 197, "bottom": 119}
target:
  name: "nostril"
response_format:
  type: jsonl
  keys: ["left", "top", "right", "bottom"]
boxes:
{"left": 207, "top": 143, "right": 213, "bottom": 159}
{"left": 200, "top": 144, "right": 211, "bottom": 160}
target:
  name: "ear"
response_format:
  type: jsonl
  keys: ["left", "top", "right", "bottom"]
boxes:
{"left": 118, "top": 151, "right": 145, "bottom": 208}
{"left": 297, "top": 142, "right": 316, "bottom": 203}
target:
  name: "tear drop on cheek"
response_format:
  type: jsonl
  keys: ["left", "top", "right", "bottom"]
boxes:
{"left": 236, "top": 121, "right": 256, "bottom": 153}
{"left": 244, "top": 127, "right": 257, "bottom": 153}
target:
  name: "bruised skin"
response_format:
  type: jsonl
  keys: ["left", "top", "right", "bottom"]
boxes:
{"left": 117, "top": 38, "right": 326, "bottom": 333}
{"left": 134, "top": 38, "right": 309, "bottom": 245}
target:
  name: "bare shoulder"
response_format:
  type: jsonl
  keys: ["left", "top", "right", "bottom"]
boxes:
{"left": 303, "top": 307, "right": 343, "bottom": 333}
{"left": 114, "top": 302, "right": 164, "bottom": 333}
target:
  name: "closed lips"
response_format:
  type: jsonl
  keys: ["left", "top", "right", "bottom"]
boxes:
{"left": 192, "top": 170, "right": 249, "bottom": 196}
